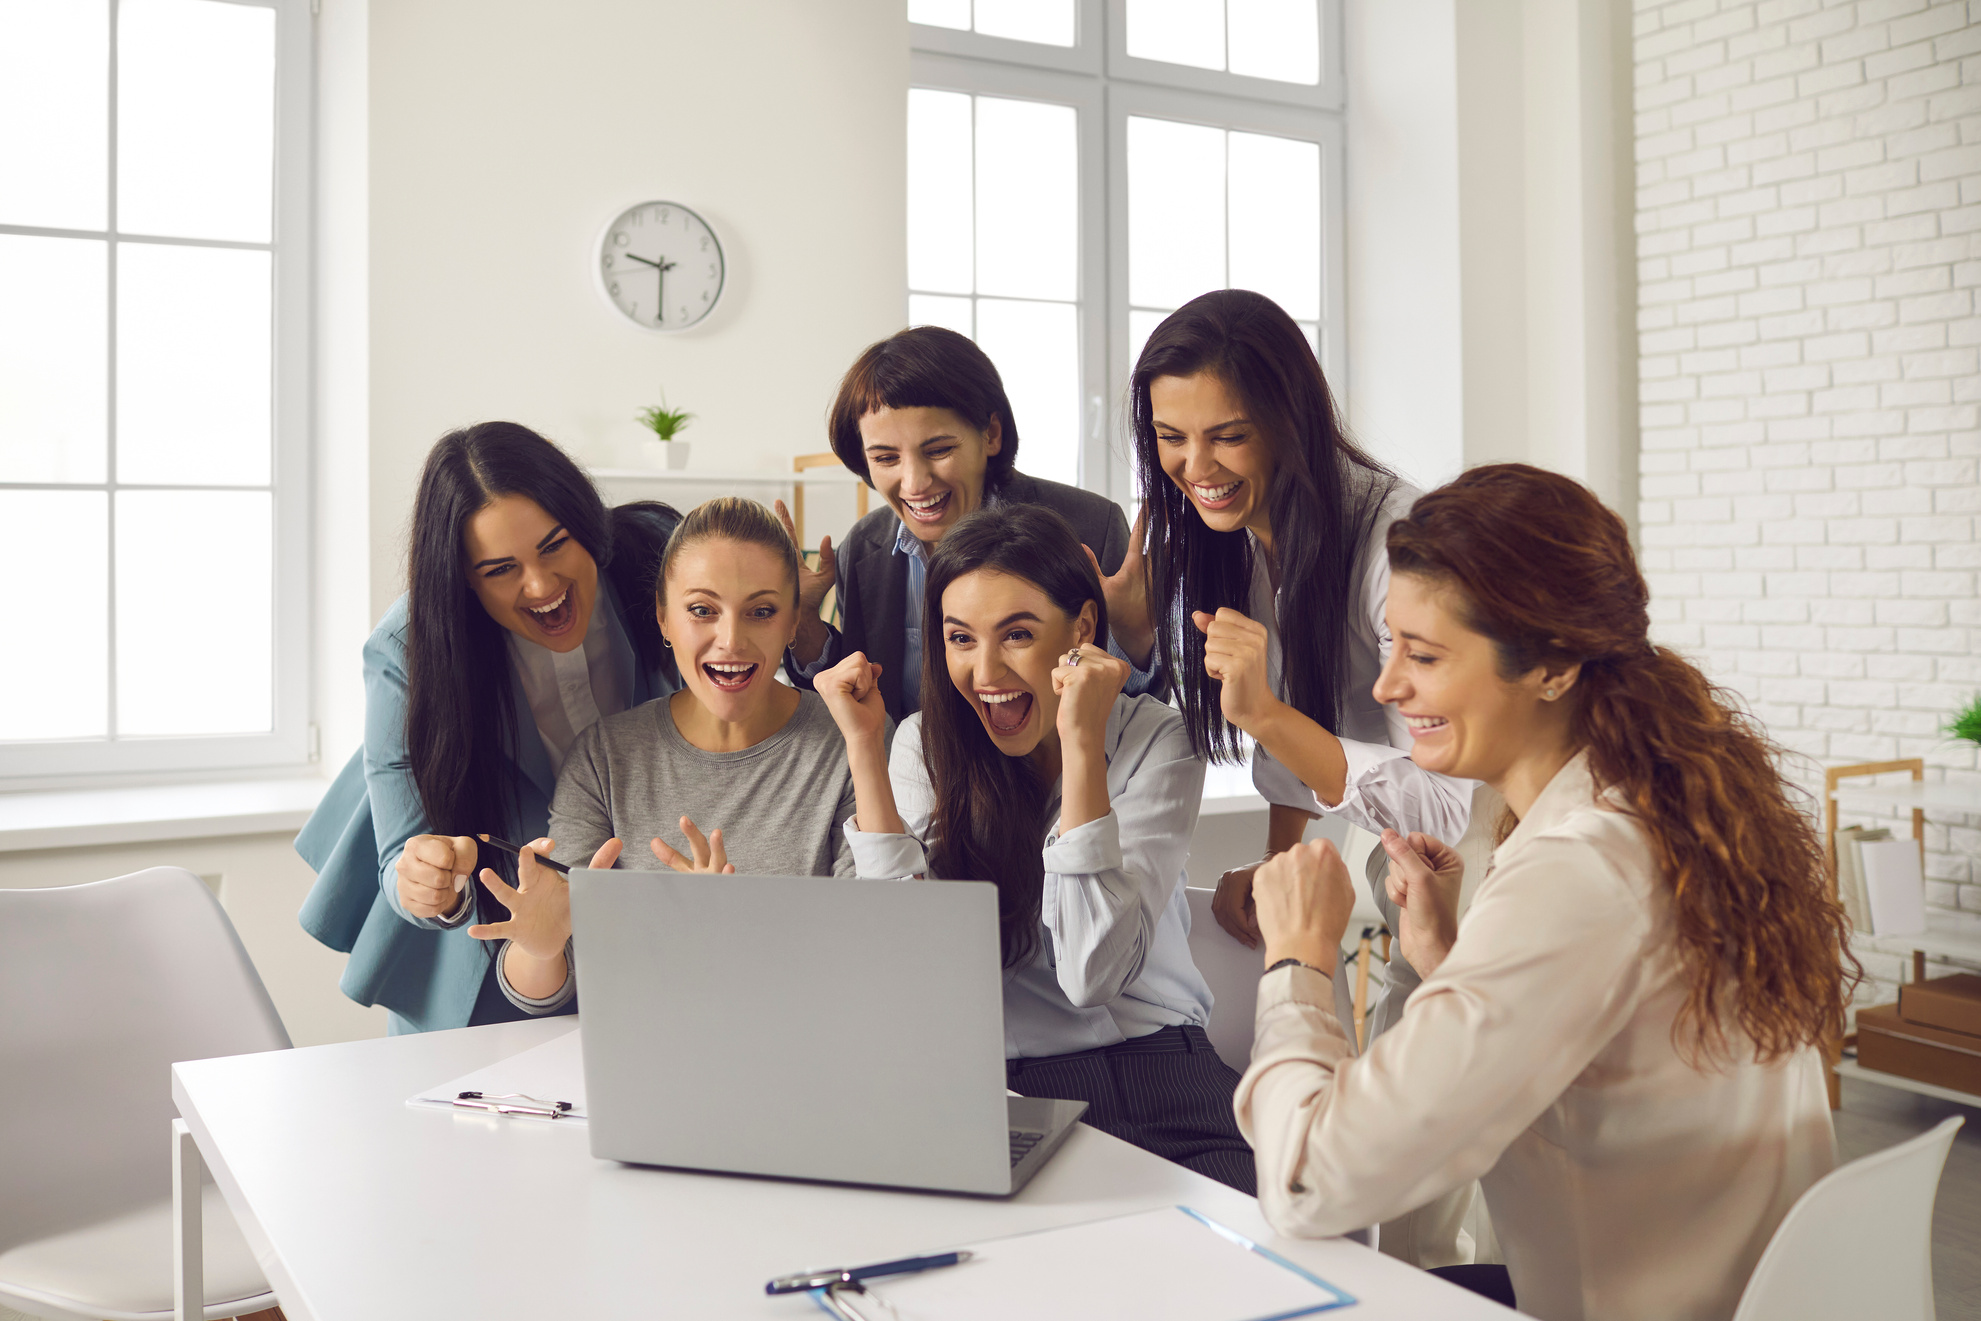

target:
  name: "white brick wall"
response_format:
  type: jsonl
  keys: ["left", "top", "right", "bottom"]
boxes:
{"left": 1633, "top": 0, "right": 1981, "bottom": 1006}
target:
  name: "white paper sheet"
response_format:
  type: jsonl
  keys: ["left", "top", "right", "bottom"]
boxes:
{"left": 408, "top": 1025, "right": 589, "bottom": 1122}
{"left": 836, "top": 1206, "right": 1354, "bottom": 1321}
{"left": 1862, "top": 837, "right": 1926, "bottom": 937}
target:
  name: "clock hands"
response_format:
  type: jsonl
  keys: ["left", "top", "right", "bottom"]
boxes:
{"left": 623, "top": 252, "right": 678, "bottom": 325}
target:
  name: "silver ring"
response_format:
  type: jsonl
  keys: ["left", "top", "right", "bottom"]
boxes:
{"left": 1065, "top": 649, "right": 1082, "bottom": 667}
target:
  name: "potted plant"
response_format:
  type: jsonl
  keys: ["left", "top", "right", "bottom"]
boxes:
{"left": 1951, "top": 694, "right": 1981, "bottom": 752}
{"left": 635, "top": 395, "right": 695, "bottom": 471}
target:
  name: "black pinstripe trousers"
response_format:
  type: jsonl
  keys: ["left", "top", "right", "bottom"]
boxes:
{"left": 1006, "top": 1024, "right": 1256, "bottom": 1195}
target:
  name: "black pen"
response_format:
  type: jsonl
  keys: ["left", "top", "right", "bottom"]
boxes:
{"left": 476, "top": 833, "right": 571, "bottom": 875}
{"left": 766, "top": 1250, "right": 974, "bottom": 1295}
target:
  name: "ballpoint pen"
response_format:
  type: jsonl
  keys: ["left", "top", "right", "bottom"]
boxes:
{"left": 765, "top": 1250, "right": 974, "bottom": 1295}
{"left": 477, "top": 833, "right": 572, "bottom": 875}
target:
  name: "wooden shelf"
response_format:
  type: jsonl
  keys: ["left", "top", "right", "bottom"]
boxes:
{"left": 1835, "top": 1057, "right": 1981, "bottom": 1109}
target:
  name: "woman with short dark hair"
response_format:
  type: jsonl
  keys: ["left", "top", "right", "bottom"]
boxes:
{"left": 784, "top": 325, "right": 1158, "bottom": 719}
{"left": 816, "top": 503, "right": 1254, "bottom": 1193}
{"left": 295, "top": 422, "right": 680, "bottom": 1033}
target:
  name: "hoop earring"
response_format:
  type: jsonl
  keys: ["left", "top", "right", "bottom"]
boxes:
{"left": 662, "top": 638, "right": 673, "bottom": 650}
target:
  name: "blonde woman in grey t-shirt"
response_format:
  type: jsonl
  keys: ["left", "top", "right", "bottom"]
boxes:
{"left": 464, "top": 497, "right": 869, "bottom": 1015}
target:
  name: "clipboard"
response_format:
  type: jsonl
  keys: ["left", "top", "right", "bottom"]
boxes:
{"left": 407, "top": 1026, "right": 589, "bottom": 1121}
{"left": 805, "top": 1205, "right": 1356, "bottom": 1320}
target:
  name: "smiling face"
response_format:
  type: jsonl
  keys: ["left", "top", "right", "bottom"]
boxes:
{"left": 1150, "top": 371, "right": 1276, "bottom": 543}
{"left": 1373, "top": 570, "right": 1573, "bottom": 785}
{"left": 860, "top": 406, "right": 1003, "bottom": 545}
{"left": 463, "top": 494, "right": 599, "bottom": 654}
{"left": 659, "top": 538, "right": 799, "bottom": 725}
{"left": 940, "top": 568, "right": 1096, "bottom": 760}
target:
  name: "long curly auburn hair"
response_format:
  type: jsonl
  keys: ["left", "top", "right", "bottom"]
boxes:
{"left": 1387, "top": 464, "right": 1860, "bottom": 1064}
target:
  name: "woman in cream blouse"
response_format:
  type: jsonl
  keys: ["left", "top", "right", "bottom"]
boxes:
{"left": 1237, "top": 464, "right": 1856, "bottom": 1321}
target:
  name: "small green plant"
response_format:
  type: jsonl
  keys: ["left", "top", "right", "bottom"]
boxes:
{"left": 1951, "top": 694, "right": 1981, "bottom": 748}
{"left": 635, "top": 395, "right": 694, "bottom": 442}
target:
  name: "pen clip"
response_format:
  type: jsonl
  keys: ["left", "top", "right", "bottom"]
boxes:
{"left": 452, "top": 1090, "right": 573, "bottom": 1118}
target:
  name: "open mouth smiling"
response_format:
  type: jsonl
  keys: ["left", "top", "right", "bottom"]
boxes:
{"left": 1189, "top": 479, "right": 1242, "bottom": 510}
{"left": 526, "top": 588, "right": 577, "bottom": 636}
{"left": 902, "top": 491, "right": 952, "bottom": 524}
{"left": 978, "top": 688, "right": 1033, "bottom": 735}
{"left": 703, "top": 660, "right": 758, "bottom": 692}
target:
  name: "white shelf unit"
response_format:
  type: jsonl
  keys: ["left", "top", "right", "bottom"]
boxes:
{"left": 1826, "top": 758, "right": 1981, "bottom": 1110}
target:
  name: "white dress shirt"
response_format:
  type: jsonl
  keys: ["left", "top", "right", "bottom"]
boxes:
{"left": 846, "top": 694, "right": 1214, "bottom": 1059}
{"left": 505, "top": 591, "right": 634, "bottom": 774}
{"left": 1235, "top": 751, "right": 1837, "bottom": 1321}
{"left": 1247, "top": 474, "right": 1473, "bottom": 844}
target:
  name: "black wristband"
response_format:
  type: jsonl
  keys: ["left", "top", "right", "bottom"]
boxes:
{"left": 1265, "top": 957, "right": 1326, "bottom": 977}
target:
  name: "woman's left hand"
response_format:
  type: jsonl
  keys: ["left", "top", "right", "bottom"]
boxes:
{"left": 1193, "top": 608, "right": 1279, "bottom": 733}
{"left": 1052, "top": 643, "right": 1129, "bottom": 751}
{"left": 649, "top": 815, "right": 738, "bottom": 874}
{"left": 1254, "top": 839, "right": 1355, "bottom": 973}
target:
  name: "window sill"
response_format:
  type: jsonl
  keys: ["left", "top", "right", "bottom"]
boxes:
{"left": 0, "top": 776, "right": 330, "bottom": 853}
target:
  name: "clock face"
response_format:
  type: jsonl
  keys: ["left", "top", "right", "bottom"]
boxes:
{"left": 595, "top": 201, "right": 725, "bottom": 331}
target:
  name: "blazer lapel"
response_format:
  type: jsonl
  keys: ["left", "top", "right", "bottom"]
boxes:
{"left": 869, "top": 524, "right": 910, "bottom": 717}
{"left": 508, "top": 668, "right": 557, "bottom": 803}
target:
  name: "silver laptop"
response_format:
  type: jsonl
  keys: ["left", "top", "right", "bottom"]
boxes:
{"left": 568, "top": 870, "right": 1087, "bottom": 1196}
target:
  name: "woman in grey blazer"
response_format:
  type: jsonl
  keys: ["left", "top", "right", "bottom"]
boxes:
{"left": 295, "top": 423, "right": 680, "bottom": 1034}
{"left": 782, "top": 326, "right": 1159, "bottom": 718}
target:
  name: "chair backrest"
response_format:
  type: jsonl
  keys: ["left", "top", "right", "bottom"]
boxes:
{"left": 1731, "top": 1114, "right": 1962, "bottom": 1321}
{"left": 0, "top": 868, "right": 290, "bottom": 1252}
{"left": 792, "top": 452, "right": 842, "bottom": 473}
{"left": 1184, "top": 887, "right": 1260, "bottom": 1072}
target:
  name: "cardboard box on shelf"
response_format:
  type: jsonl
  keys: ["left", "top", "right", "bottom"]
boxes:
{"left": 1898, "top": 973, "right": 1981, "bottom": 1039}
{"left": 1856, "top": 1002, "right": 1981, "bottom": 1097}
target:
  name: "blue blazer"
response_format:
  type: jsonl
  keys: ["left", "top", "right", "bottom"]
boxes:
{"left": 295, "top": 577, "right": 678, "bottom": 1032}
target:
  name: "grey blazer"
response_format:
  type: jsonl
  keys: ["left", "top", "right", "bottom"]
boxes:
{"left": 787, "top": 471, "right": 1133, "bottom": 719}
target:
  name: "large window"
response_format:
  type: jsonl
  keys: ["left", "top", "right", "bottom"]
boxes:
{"left": 909, "top": 0, "right": 1343, "bottom": 501}
{"left": 0, "top": 0, "right": 312, "bottom": 783}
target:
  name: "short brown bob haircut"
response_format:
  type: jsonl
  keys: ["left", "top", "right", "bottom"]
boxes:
{"left": 827, "top": 326, "right": 1022, "bottom": 491}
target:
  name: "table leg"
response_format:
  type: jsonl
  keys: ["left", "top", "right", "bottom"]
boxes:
{"left": 174, "top": 1118, "right": 204, "bottom": 1321}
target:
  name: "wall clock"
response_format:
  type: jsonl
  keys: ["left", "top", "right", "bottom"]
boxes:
{"left": 594, "top": 200, "right": 725, "bottom": 331}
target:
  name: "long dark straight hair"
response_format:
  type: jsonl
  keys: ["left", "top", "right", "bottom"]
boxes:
{"left": 403, "top": 422, "right": 676, "bottom": 915}
{"left": 1131, "top": 289, "right": 1396, "bottom": 762}
{"left": 919, "top": 505, "right": 1109, "bottom": 968}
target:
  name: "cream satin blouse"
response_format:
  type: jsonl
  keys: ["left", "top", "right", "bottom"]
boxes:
{"left": 1234, "top": 751, "right": 1837, "bottom": 1321}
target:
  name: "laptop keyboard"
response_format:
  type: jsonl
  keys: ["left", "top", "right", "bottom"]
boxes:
{"left": 1009, "top": 1129, "right": 1046, "bottom": 1166}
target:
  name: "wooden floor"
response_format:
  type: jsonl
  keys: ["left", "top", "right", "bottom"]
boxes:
{"left": 1835, "top": 1075, "right": 1981, "bottom": 1320}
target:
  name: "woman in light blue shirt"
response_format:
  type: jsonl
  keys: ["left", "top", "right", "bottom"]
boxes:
{"left": 816, "top": 503, "right": 1251, "bottom": 1193}
{"left": 294, "top": 422, "right": 680, "bottom": 1033}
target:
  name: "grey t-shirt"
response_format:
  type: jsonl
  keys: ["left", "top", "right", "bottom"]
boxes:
{"left": 548, "top": 689, "right": 860, "bottom": 880}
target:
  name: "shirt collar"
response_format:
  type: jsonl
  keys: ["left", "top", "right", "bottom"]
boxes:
{"left": 1491, "top": 748, "right": 1599, "bottom": 865}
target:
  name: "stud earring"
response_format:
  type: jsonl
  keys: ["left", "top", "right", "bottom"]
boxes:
{"left": 1544, "top": 687, "right": 1556, "bottom": 699}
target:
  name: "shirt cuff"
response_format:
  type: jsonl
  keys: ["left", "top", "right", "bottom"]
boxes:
{"left": 430, "top": 882, "right": 476, "bottom": 929}
{"left": 382, "top": 845, "right": 475, "bottom": 930}
{"left": 1328, "top": 737, "right": 1419, "bottom": 834}
{"left": 495, "top": 938, "right": 578, "bottom": 1015}
{"left": 1109, "top": 636, "right": 1161, "bottom": 696}
{"left": 1041, "top": 810, "right": 1122, "bottom": 877}
{"left": 1258, "top": 961, "right": 1335, "bottom": 1011}
{"left": 845, "top": 818, "right": 928, "bottom": 879}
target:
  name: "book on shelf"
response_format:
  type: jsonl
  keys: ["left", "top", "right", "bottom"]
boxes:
{"left": 1834, "top": 826, "right": 1889, "bottom": 933}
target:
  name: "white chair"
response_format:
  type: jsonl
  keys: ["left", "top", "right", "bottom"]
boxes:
{"left": 0, "top": 868, "right": 289, "bottom": 1321}
{"left": 1731, "top": 1114, "right": 1962, "bottom": 1321}
{"left": 1185, "top": 887, "right": 1262, "bottom": 1072}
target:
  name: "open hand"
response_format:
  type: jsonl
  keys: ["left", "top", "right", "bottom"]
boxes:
{"left": 650, "top": 815, "right": 737, "bottom": 874}
{"left": 1254, "top": 839, "right": 1355, "bottom": 973}
{"left": 396, "top": 833, "right": 478, "bottom": 920}
{"left": 774, "top": 498, "right": 837, "bottom": 619}
{"left": 1052, "top": 643, "right": 1130, "bottom": 752}
{"left": 1086, "top": 506, "right": 1153, "bottom": 668}
{"left": 816, "top": 650, "right": 889, "bottom": 744}
{"left": 1381, "top": 829, "right": 1463, "bottom": 977}
{"left": 1193, "top": 608, "right": 1277, "bottom": 733}
{"left": 467, "top": 837, "right": 621, "bottom": 959}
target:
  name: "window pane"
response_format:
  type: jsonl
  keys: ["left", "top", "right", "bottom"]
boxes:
{"left": 0, "top": 492, "right": 107, "bottom": 740}
{"left": 1129, "top": 308, "right": 1169, "bottom": 375}
{"left": 976, "top": 299, "right": 1079, "bottom": 487}
{"left": 974, "top": 0, "right": 1075, "bottom": 46}
{"left": 0, "top": 235, "right": 107, "bottom": 483}
{"left": 1128, "top": 117, "right": 1224, "bottom": 311}
{"left": 116, "top": 490, "right": 271, "bottom": 735}
{"left": 908, "top": 89, "right": 974, "bottom": 295}
{"left": 117, "top": 243, "right": 271, "bottom": 486}
{"left": 1227, "top": 0, "right": 1320, "bottom": 84}
{"left": 975, "top": 97, "right": 1077, "bottom": 302}
{"left": 0, "top": 0, "right": 108, "bottom": 230}
{"left": 1125, "top": 0, "right": 1224, "bottom": 71}
{"left": 1228, "top": 131, "right": 1320, "bottom": 321}
{"left": 118, "top": 0, "right": 275, "bottom": 242}
{"left": 909, "top": 293, "right": 974, "bottom": 337}
{"left": 908, "top": 0, "right": 971, "bottom": 29}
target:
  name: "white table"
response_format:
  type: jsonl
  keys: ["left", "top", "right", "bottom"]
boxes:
{"left": 171, "top": 1019, "right": 1510, "bottom": 1320}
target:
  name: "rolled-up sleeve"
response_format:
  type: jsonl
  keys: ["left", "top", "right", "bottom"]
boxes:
{"left": 1234, "top": 837, "right": 1649, "bottom": 1238}
{"left": 1041, "top": 712, "right": 1204, "bottom": 1011}
{"left": 846, "top": 712, "right": 937, "bottom": 881}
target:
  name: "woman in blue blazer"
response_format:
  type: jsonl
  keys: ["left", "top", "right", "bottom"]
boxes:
{"left": 296, "top": 422, "right": 680, "bottom": 1033}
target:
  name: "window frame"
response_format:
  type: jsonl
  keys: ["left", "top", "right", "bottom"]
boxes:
{"left": 0, "top": 0, "right": 314, "bottom": 788}
{"left": 910, "top": 0, "right": 1344, "bottom": 507}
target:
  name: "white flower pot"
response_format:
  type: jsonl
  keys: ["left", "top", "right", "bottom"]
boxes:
{"left": 652, "top": 440, "right": 690, "bottom": 470}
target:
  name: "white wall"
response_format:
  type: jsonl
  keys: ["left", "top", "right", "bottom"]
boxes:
{"left": 1632, "top": 0, "right": 1981, "bottom": 1004}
